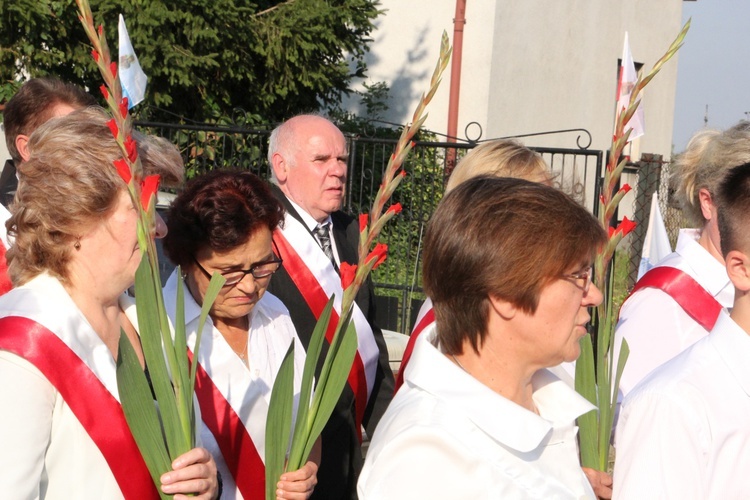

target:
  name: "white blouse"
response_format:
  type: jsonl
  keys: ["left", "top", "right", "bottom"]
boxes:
{"left": 0, "top": 274, "right": 125, "bottom": 498}
{"left": 358, "top": 324, "right": 595, "bottom": 500}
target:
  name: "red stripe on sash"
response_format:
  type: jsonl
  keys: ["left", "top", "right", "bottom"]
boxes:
{"left": 273, "top": 230, "right": 368, "bottom": 441}
{"left": 0, "top": 241, "right": 13, "bottom": 296}
{"left": 394, "top": 308, "right": 435, "bottom": 392}
{"left": 190, "top": 352, "right": 265, "bottom": 499}
{"left": 0, "top": 316, "right": 158, "bottom": 499}
{"left": 624, "top": 266, "right": 722, "bottom": 330}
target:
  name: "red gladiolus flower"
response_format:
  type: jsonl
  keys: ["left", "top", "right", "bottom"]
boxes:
{"left": 386, "top": 203, "right": 402, "bottom": 216}
{"left": 366, "top": 243, "right": 388, "bottom": 270}
{"left": 608, "top": 226, "right": 616, "bottom": 238}
{"left": 97, "top": 24, "right": 103, "bottom": 37}
{"left": 140, "top": 175, "right": 161, "bottom": 209}
{"left": 110, "top": 62, "right": 118, "bottom": 79}
{"left": 124, "top": 135, "right": 138, "bottom": 162}
{"left": 113, "top": 159, "right": 132, "bottom": 184}
{"left": 100, "top": 84, "right": 109, "bottom": 101}
{"left": 106, "top": 119, "right": 118, "bottom": 139}
{"left": 91, "top": 49, "right": 100, "bottom": 63}
{"left": 359, "top": 213, "right": 368, "bottom": 233}
{"left": 340, "top": 262, "right": 357, "bottom": 289}
{"left": 399, "top": 170, "right": 407, "bottom": 178}
{"left": 119, "top": 97, "right": 129, "bottom": 118}
{"left": 615, "top": 216, "right": 637, "bottom": 237}
{"left": 620, "top": 184, "right": 632, "bottom": 195}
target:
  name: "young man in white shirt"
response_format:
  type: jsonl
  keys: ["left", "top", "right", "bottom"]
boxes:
{"left": 614, "top": 162, "right": 750, "bottom": 498}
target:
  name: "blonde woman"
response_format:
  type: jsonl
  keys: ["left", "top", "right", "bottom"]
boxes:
{"left": 614, "top": 122, "right": 750, "bottom": 400}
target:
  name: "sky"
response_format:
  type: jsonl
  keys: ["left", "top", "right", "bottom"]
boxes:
{"left": 672, "top": 0, "right": 750, "bottom": 152}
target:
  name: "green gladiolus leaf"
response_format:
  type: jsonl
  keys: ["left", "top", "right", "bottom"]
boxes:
{"left": 265, "top": 341, "right": 296, "bottom": 500}
{"left": 286, "top": 298, "right": 334, "bottom": 470}
{"left": 116, "top": 332, "right": 172, "bottom": 500}
{"left": 134, "top": 258, "right": 187, "bottom": 459}
{"left": 189, "top": 270, "right": 226, "bottom": 396}
{"left": 575, "top": 333, "right": 598, "bottom": 469}
{"left": 303, "top": 313, "right": 358, "bottom": 463}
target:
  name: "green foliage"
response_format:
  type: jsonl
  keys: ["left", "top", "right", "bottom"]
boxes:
{"left": 0, "top": 0, "right": 381, "bottom": 121}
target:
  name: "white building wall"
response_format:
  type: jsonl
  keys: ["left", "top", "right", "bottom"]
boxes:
{"left": 347, "top": 0, "right": 684, "bottom": 160}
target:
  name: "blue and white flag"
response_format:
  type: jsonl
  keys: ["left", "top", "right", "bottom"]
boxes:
{"left": 637, "top": 192, "right": 672, "bottom": 279}
{"left": 118, "top": 14, "right": 147, "bottom": 109}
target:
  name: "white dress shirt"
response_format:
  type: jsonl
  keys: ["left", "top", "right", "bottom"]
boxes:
{"left": 614, "top": 228, "right": 733, "bottom": 400}
{"left": 287, "top": 196, "right": 340, "bottom": 266}
{"left": 164, "top": 272, "right": 306, "bottom": 499}
{"left": 358, "top": 324, "right": 596, "bottom": 499}
{"left": 614, "top": 311, "right": 750, "bottom": 499}
{"left": 0, "top": 274, "right": 124, "bottom": 498}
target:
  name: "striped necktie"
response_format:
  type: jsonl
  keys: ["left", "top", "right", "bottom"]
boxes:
{"left": 313, "top": 222, "right": 338, "bottom": 272}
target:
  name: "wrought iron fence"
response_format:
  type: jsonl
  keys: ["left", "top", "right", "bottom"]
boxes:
{"left": 138, "top": 120, "right": 606, "bottom": 333}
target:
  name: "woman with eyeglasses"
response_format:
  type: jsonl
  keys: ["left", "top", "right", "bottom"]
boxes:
{"left": 162, "top": 170, "right": 319, "bottom": 500}
{"left": 358, "top": 176, "right": 606, "bottom": 499}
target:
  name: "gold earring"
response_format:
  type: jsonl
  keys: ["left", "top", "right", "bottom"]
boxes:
{"left": 74, "top": 238, "right": 81, "bottom": 251}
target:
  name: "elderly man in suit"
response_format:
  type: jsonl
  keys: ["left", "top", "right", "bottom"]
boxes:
{"left": 267, "top": 114, "right": 394, "bottom": 500}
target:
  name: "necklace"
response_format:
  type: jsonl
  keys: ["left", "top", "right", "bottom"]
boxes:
{"left": 451, "top": 354, "right": 468, "bottom": 373}
{"left": 236, "top": 342, "right": 248, "bottom": 360}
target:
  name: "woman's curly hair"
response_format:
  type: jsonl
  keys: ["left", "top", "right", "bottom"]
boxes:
{"left": 7, "top": 107, "right": 126, "bottom": 285}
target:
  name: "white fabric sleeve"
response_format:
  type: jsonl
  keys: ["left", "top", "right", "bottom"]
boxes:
{"left": 358, "top": 425, "right": 489, "bottom": 500}
{"left": 0, "top": 351, "right": 56, "bottom": 497}
{"left": 613, "top": 389, "right": 708, "bottom": 499}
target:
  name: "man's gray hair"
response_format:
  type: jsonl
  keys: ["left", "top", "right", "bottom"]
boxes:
{"left": 267, "top": 113, "right": 330, "bottom": 184}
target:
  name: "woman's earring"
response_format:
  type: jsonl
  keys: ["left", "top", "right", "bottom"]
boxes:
{"left": 74, "top": 238, "right": 81, "bottom": 251}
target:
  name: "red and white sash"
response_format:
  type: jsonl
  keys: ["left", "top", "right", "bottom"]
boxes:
{"left": 394, "top": 303, "right": 435, "bottom": 392}
{"left": 162, "top": 273, "right": 276, "bottom": 499}
{"left": 0, "top": 277, "right": 157, "bottom": 499}
{"left": 190, "top": 351, "right": 266, "bottom": 499}
{"left": 274, "top": 213, "right": 379, "bottom": 434}
{"left": 623, "top": 266, "right": 722, "bottom": 331}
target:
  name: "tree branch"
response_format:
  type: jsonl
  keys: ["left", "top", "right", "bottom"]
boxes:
{"left": 253, "top": 0, "right": 296, "bottom": 17}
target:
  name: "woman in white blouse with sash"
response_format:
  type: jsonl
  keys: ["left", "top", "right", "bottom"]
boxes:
{"left": 162, "top": 170, "right": 318, "bottom": 500}
{"left": 0, "top": 108, "right": 218, "bottom": 499}
{"left": 359, "top": 176, "right": 606, "bottom": 499}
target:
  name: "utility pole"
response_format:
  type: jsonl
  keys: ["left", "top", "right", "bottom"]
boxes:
{"left": 445, "top": 0, "right": 466, "bottom": 183}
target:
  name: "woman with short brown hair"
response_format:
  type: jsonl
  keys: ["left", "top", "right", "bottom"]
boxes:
{"left": 359, "top": 176, "right": 606, "bottom": 499}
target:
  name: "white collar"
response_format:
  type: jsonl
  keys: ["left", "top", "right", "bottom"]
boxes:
{"left": 675, "top": 228, "right": 731, "bottom": 300}
{"left": 286, "top": 196, "right": 332, "bottom": 232}
{"left": 406, "top": 324, "right": 595, "bottom": 453}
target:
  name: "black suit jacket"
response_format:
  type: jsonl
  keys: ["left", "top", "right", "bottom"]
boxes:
{"left": 0, "top": 160, "right": 18, "bottom": 209}
{"left": 268, "top": 185, "right": 394, "bottom": 500}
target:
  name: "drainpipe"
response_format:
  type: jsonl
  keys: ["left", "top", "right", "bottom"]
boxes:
{"left": 445, "top": 0, "right": 466, "bottom": 182}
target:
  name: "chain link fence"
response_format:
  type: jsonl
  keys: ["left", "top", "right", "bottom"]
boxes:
{"left": 623, "top": 155, "right": 687, "bottom": 293}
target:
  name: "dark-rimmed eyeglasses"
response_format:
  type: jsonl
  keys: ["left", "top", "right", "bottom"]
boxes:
{"left": 562, "top": 266, "right": 593, "bottom": 294}
{"left": 193, "top": 255, "right": 283, "bottom": 287}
